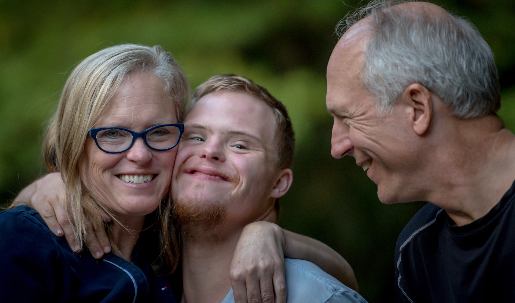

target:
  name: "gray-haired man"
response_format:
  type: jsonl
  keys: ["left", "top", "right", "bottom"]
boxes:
{"left": 327, "top": 1, "right": 515, "bottom": 302}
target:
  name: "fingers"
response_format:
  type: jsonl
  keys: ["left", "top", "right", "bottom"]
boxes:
{"left": 30, "top": 172, "right": 69, "bottom": 237}
{"left": 230, "top": 221, "right": 288, "bottom": 303}
{"left": 97, "top": 208, "right": 112, "bottom": 255}
{"left": 272, "top": 263, "right": 287, "bottom": 303}
{"left": 230, "top": 262, "right": 263, "bottom": 303}
{"left": 84, "top": 218, "right": 104, "bottom": 259}
{"left": 29, "top": 173, "right": 113, "bottom": 257}
{"left": 29, "top": 173, "right": 80, "bottom": 252}
{"left": 258, "top": 272, "right": 275, "bottom": 303}
{"left": 253, "top": 255, "right": 286, "bottom": 303}
{"left": 37, "top": 200, "right": 65, "bottom": 238}
{"left": 53, "top": 204, "right": 81, "bottom": 252}
{"left": 230, "top": 255, "right": 281, "bottom": 303}
{"left": 94, "top": 222, "right": 111, "bottom": 256}
{"left": 247, "top": 279, "right": 265, "bottom": 303}
{"left": 230, "top": 275, "right": 248, "bottom": 303}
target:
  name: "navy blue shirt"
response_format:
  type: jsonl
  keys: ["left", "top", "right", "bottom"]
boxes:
{"left": 0, "top": 206, "right": 177, "bottom": 303}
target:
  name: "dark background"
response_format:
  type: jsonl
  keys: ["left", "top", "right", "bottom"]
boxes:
{"left": 1, "top": 0, "right": 514, "bottom": 301}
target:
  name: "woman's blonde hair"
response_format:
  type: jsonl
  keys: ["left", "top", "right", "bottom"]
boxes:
{"left": 44, "top": 44, "right": 189, "bottom": 274}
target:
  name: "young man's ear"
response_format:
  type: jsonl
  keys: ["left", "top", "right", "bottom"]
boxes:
{"left": 270, "top": 168, "right": 293, "bottom": 199}
{"left": 401, "top": 83, "right": 433, "bottom": 136}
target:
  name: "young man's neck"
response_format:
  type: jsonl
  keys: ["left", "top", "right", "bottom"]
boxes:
{"left": 180, "top": 226, "right": 242, "bottom": 303}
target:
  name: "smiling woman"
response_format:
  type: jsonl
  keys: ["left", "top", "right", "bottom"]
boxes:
{"left": 0, "top": 44, "right": 189, "bottom": 302}
{"left": 79, "top": 72, "right": 180, "bottom": 242}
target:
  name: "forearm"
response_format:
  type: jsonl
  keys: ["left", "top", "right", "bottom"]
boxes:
{"left": 282, "top": 229, "right": 359, "bottom": 291}
{"left": 10, "top": 180, "right": 38, "bottom": 209}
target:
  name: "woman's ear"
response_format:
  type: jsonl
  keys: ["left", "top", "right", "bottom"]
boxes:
{"left": 401, "top": 83, "right": 433, "bottom": 136}
{"left": 270, "top": 168, "right": 293, "bottom": 199}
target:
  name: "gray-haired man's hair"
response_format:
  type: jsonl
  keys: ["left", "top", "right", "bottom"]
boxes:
{"left": 337, "top": 0, "right": 500, "bottom": 118}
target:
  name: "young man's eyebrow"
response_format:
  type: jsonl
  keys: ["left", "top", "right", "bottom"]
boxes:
{"left": 226, "top": 130, "right": 264, "bottom": 144}
{"left": 185, "top": 123, "right": 265, "bottom": 145}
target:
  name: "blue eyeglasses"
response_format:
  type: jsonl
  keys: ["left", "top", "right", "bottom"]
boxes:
{"left": 88, "top": 123, "right": 184, "bottom": 154}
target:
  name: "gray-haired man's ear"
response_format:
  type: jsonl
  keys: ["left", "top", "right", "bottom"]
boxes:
{"left": 402, "top": 83, "right": 433, "bottom": 136}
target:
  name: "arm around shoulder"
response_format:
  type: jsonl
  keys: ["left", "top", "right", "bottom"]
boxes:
{"left": 230, "top": 221, "right": 360, "bottom": 303}
{"left": 10, "top": 180, "right": 37, "bottom": 208}
{"left": 282, "top": 228, "right": 359, "bottom": 291}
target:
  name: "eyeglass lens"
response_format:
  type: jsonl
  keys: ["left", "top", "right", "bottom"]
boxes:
{"left": 95, "top": 125, "right": 181, "bottom": 152}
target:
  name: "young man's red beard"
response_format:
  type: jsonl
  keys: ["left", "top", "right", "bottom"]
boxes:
{"left": 172, "top": 188, "right": 227, "bottom": 242}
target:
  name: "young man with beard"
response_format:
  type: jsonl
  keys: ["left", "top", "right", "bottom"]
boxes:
{"left": 171, "top": 74, "right": 366, "bottom": 303}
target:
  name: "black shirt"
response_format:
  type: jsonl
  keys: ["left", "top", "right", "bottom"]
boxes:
{"left": 395, "top": 180, "right": 515, "bottom": 303}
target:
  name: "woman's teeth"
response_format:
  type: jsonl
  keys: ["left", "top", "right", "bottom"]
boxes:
{"left": 118, "top": 175, "right": 154, "bottom": 184}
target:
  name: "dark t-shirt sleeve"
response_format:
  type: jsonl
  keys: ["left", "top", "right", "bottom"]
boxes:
{"left": 0, "top": 206, "right": 68, "bottom": 302}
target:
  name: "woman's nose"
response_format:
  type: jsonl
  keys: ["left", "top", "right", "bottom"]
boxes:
{"left": 126, "top": 138, "right": 153, "bottom": 164}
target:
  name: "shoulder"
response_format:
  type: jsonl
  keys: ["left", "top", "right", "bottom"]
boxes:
{"left": 0, "top": 205, "right": 50, "bottom": 233}
{"left": 222, "top": 260, "right": 368, "bottom": 303}
{"left": 0, "top": 206, "right": 67, "bottom": 300}
{"left": 284, "top": 259, "right": 367, "bottom": 303}
{"left": 396, "top": 203, "right": 443, "bottom": 252}
{"left": 0, "top": 205, "right": 61, "bottom": 260}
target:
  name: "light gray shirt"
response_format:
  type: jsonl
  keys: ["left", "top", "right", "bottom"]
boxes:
{"left": 221, "top": 258, "right": 367, "bottom": 303}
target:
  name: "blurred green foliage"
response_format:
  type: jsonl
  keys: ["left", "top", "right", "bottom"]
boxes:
{"left": 1, "top": 0, "right": 514, "bottom": 301}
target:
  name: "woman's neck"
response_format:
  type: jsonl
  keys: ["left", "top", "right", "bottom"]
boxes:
{"left": 110, "top": 216, "right": 146, "bottom": 261}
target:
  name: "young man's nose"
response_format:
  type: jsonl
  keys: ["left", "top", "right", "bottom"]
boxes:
{"left": 200, "top": 139, "right": 226, "bottom": 162}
